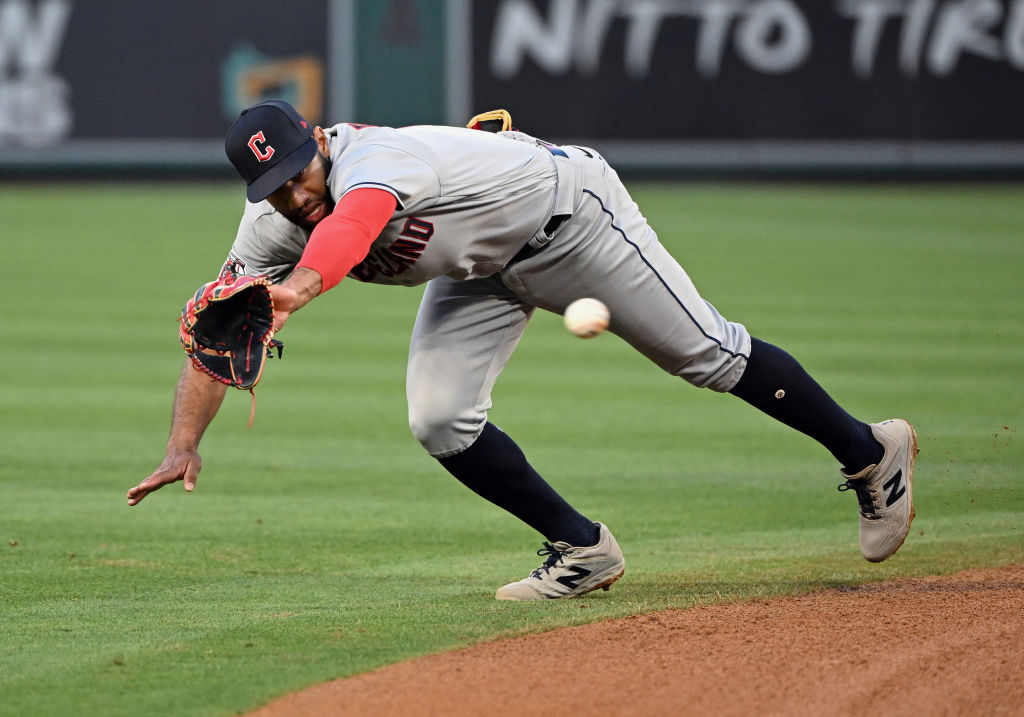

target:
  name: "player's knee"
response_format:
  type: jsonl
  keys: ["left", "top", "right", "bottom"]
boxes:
{"left": 667, "top": 329, "right": 751, "bottom": 393}
{"left": 408, "top": 412, "right": 445, "bottom": 453}
{"left": 408, "top": 404, "right": 484, "bottom": 458}
{"left": 674, "top": 351, "right": 748, "bottom": 392}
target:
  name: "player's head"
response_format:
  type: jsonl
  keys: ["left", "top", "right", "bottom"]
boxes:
{"left": 225, "top": 99, "right": 334, "bottom": 230}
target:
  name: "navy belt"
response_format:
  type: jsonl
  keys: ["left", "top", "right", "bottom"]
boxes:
{"left": 543, "top": 213, "right": 569, "bottom": 235}
{"left": 508, "top": 214, "right": 569, "bottom": 265}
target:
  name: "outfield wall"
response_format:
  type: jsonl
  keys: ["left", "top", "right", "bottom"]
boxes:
{"left": 2, "top": 0, "right": 1023, "bottom": 177}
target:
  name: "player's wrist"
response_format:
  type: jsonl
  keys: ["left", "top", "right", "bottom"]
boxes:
{"left": 280, "top": 268, "right": 322, "bottom": 308}
{"left": 165, "top": 437, "right": 200, "bottom": 455}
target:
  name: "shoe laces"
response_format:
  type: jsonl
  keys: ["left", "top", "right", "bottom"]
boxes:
{"left": 530, "top": 542, "right": 566, "bottom": 578}
{"left": 838, "top": 479, "right": 880, "bottom": 519}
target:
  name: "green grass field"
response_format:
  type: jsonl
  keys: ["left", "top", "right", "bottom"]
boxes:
{"left": 2, "top": 182, "right": 1021, "bottom": 716}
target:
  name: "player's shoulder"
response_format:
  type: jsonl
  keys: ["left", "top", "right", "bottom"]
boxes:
{"left": 238, "top": 199, "right": 306, "bottom": 240}
{"left": 240, "top": 198, "right": 276, "bottom": 221}
{"left": 322, "top": 121, "right": 542, "bottom": 180}
{"left": 230, "top": 199, "right": 307, "bottom": 281}
{"left": 325, "top": 121, "right": 503, "bottom": 152}
{"left": 323, "top": 121, "right": 405, "bottom": 148}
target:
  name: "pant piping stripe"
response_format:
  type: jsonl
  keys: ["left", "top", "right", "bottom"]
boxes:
{"left": 582, "top": 188, "right": 749, "bottom": 361}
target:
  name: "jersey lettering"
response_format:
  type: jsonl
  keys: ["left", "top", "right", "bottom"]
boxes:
{"left": 351, "top": 217, "right": 434, "bottom": 282}
{"left": 401, "top": 217, "right": 434, "bottom": 241}
{"left": 248, "top": 131, "right": 274, "bottom": 162}
{"left": 389, "top": 238, "right": 429, "bottom": 260}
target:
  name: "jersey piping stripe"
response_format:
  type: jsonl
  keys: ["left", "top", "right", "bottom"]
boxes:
{"left": 581, "top": 189, "right": 750, "bottom": 361}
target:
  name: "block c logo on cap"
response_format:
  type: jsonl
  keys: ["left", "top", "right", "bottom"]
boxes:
{"left": 247, "top": 131, "right": 275, "bottom": 162}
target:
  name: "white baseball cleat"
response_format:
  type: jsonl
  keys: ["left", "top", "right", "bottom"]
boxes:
{"left": 839, "top": 419, "right": 919, "bottom": 563}
{"left": 495, "top": 523, "right": 625, "bottom": 601}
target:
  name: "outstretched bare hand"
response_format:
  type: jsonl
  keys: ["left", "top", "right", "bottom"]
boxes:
{"left": 127, "top": 451, "right": 202, "bottom": 506}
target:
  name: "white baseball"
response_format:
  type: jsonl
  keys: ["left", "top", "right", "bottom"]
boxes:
{"left": 564, "top": 298, "right": 610, "bottom": 338}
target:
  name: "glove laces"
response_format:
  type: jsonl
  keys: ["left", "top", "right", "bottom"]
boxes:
{"left": 247, "top": 389, "right": 257, "bottom": 430}
{"left": 245, "top": 339, "right": 283, "bottom": 429}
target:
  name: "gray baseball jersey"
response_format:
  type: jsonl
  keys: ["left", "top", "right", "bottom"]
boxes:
{"left": 220, "top": 124, "right": 750, "bottom": 459}
{"left": 225, "top": 124, "right": 573, "bottom": 285}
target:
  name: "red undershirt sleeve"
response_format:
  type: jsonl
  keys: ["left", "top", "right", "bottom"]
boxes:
{"left": 295, "top": 187, "right": 398, "bottom": 293}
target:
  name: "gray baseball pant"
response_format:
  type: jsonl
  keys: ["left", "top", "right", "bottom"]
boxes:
{"left": 407, "top": 150, "right": 751, "bottom": 458}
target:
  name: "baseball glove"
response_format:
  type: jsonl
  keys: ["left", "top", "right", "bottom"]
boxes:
{"left": 179, "top": 274, "right": 283, "bottom": 391}
{"left": 467, "top": 109, "right": 513, "bottom": 133}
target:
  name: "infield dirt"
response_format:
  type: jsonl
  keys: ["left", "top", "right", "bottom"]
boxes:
{"left": 248, "top": 562, "right": 1024, "bottom": 716}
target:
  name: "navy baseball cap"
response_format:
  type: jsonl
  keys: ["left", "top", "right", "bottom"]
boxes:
{"left": 225, "top": 100, "right": 318, "bottom": 202}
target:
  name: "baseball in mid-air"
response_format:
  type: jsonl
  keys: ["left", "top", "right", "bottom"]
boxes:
{"left": 564, "top": 298, "right": 610, "bottom": 338}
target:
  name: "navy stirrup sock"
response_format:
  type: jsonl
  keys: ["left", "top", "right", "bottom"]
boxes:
{"left": 729, "top": 338, "right": 883, "bottom": 474}
{"left": 438, "top": 422, "right": 599, "bottom": 546}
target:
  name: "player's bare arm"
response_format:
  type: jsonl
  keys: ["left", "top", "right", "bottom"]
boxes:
{"left": 128, "top": 268, "right": 322, "bottom": 505}
{"left": 127, "top": 360, "right": 227, "bottom": 505}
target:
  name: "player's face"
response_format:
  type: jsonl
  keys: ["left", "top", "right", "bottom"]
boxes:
{"left": 267, "top": 132, "right": 334, "bottom": 231}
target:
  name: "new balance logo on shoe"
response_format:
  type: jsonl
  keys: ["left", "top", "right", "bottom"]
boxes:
{"left": 840, "top": 419, "right": 918, "bottom": 563}
{"left": 555, "top": 565, "right": 592, "bottom": 590}
{"left": 495, "top": 523, "right": 626, "bottom": 600}
{"left": 883, "top": 469, "right": 906, "bottom": 507}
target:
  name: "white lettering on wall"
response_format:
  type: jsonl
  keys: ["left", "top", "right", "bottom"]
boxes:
{"left": 490, "top": 0, "right": 1024, "bottom": 79}
{"left": 0, "top": 0, "right": 72, "bottom": 147}
{"left": 928, "top": 0, "right": 1003, "bottom": 75}
{"left": 1006, "top": 0, "right": 1024, "bottom": 66}
{"left": 491, "top": 0, "right": 579, "bottom": 77}
{"left": 735, "top": 0, "right": 811, "bottom": 74}
{"left": 839, "top": 0, "right": 1022, "bottom": 77}
{"left": 492, "top": 0, "right": 811, "bottom": 78}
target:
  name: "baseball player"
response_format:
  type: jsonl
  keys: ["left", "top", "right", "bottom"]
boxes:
{"left": 127, "top": 101, "right": 918, "bottom": 600}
